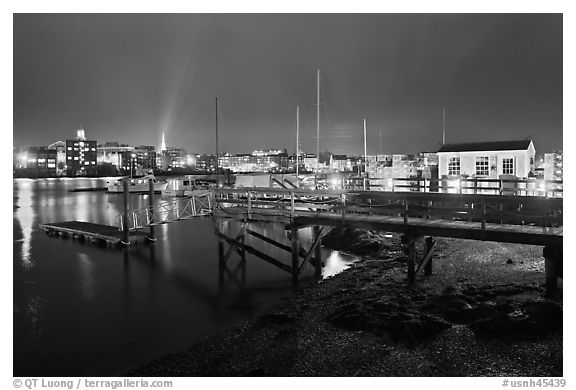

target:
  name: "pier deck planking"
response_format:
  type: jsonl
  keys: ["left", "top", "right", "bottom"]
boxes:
{"left": 39, "top": 221, "right": 149, "bottom": 246}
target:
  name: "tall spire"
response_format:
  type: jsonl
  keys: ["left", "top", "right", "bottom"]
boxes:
{"left": 161, "top": 132, "right": 166, "bottom": 152}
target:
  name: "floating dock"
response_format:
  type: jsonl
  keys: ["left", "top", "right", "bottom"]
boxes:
{"left": 39, "top": 221, "right": 149, "bottom": 247}
{"left": 69, "top": 187, "right": 108, "bottom": 192}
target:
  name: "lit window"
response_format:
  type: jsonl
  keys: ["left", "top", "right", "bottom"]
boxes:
{"left": 475, "top": 156, "right": 489, "bottom": 176}
{"left": 91, "top": 148, "right": 96, "bottom": 151}
{"left": 74, "top": 157, "right": 79, "bottom": 160}
{"left": 503, "top": 158, "right": 514, "bottom": 175}
{"left": 67, "top": 156, "right": 72, "bottom": 160}
{"left": 67, "top": 147, "right": 72, "bottom": 150}
{"left": 448, "top": 157, "right": 460, "bottom": 176}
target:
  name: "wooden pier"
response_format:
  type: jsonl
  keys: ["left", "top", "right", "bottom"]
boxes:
{"left": 212, "top": 187, "right": 563, "bottom": 292}
{"left": 39, "top": 221, "right": 149, "bottom": 247}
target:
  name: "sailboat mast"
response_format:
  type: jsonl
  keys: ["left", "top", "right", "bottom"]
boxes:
{"left": 296, "top": 105, "right": 299, "bottom": 184}
{"left": 442, "top": 107, "right": 446, "bottom": 145}
{"left": 316, "top": 69, "right": 320, "bottom": 184}
{"left": 363, "top": 118, "right": 367, "bottom": 191}
{"left": 215, "top": 97, "right": 219, "bottom": 186}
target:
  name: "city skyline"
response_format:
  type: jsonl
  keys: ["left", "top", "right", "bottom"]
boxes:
{"left": 14, "top": 14, "right": 562, "bottom": 155}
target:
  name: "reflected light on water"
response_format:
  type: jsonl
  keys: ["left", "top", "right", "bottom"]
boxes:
{"left": 78, "top": 253, "right": 96, "bottom": 301}
{"left": 74, "top": 195, "right": 89, "bottom": 222}
{"left": 25, "top": 296, "right": 47, "bottom": 348}
{"left": 15, "top": 181, "right": 35, "bottom": 270}
{"left": 322, "top": 250, "right": 356, "bottom": 278}
{"left": 159, "top": 223, "right": 174, "bottom": 272}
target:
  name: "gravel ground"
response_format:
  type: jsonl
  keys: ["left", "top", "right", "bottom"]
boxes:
{"left": 128, "top": 231, "right": 562, "bottom": 377}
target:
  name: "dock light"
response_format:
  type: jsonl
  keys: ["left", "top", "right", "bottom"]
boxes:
{"left": 450, "top": 178, "right": 461, "bottom": 192}
{"left": 330, "top": 177, "right": 340, "bottom": 189}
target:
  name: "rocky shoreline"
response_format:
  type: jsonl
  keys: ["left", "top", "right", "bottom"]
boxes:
{"left": 128, "top": 228, "right": 562, "bottom": 377}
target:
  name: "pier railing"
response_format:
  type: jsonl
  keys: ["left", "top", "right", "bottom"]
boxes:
{"left": 352, "top": 177, "right": 563, "bottom": 198}
{"left": 213, "top": 188, "right": 563, "bottom": 230}
{"left": 117, "top": 192, "right": 212, "bottom": 231}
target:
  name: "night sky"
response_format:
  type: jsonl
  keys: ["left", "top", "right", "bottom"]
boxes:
{"left": 13, "top": 13, "right": 563, "bottom": 155}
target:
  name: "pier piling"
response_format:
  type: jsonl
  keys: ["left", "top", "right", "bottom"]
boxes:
{"left": 291, "top": 227, "right": 300, "bottom": 284}
{"left": 122, "top": 178, "right": 130, "bottom": 246}
{"left": 543, "top": 245, "right": 562, "bottom": 295}
{"left": 424, "top": 236, "right": 434, "bottom": 276}
{"left": 313, "top": 225, "right": 322, "bottom": 278}
{"left": 147, "top": 179, "right": 156, "bottom": 242}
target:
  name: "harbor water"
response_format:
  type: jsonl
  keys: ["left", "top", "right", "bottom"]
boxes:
{"left": 13, "top": 178, "right": 356, "bottom": 376}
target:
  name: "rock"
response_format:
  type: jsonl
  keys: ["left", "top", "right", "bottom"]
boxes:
{"left": 470, "top": 301, "right": 562, "bottom": 339}
{"left": 523, "top": 301, "right": 562, "bottom": 331}
{"left": 256, "top": 312, "right": 299, "bottom": 326}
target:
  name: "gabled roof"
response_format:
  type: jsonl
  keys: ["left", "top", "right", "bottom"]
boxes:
{"left": 437, "top": 140, "right": 533, "bottom": 153}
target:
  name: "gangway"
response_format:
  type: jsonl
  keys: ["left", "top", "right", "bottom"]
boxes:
{"left": 117, "top": 192, "right": 212, "bottom": 231}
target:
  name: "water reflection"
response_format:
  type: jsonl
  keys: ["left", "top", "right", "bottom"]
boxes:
{"left": 13, "top": 178, "right": 358, "bottom": 376}
{"left": 14, "top": 180, "right": 35, "bottom": 270}
{"left": 77, "top": 253, "right": 96, "bottom": 301}
{"left": 25, "top": 295, "right": 47, "bottom": 348}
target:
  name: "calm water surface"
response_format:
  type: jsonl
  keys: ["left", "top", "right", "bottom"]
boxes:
{"left": 13, "top": 178, "right": 355, "bottom": 376}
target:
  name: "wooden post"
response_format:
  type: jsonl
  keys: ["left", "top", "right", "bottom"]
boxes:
{"left": 291, "top": 227, "right": 300, "bottom": 284}
{"left": 407, "top": 235, "right": 416, "bottom": 285}
{"left": 404, "top": 199, "right": 408, "bottom": 224}
{"left": 247, "top": 191, "right": 252, "bottom": 220}
{"left": 122, "top": 178, "right": 130, "bottom": 246}
{"left": 481, "top": 201, "right": 486, "bottom": 231}
{"left": 218, "top": 239, "right": 225, "bottom": 290}
{"left": 147, "top": 178, "right": 156, "bottom": 242}
{"left": 313, "top": 225, "right": 322, "bottom": 278}
{"left": 341, "top": 193, "right": 346, "bottom": 220}
{"left": 543, "top": 245, "right": 561, "bottom": 295}
{"left": 424, "top": 236, "right": 433, "bottom": 275}
{"left": 290, "top": 191, "right": 295, "bottom": 218}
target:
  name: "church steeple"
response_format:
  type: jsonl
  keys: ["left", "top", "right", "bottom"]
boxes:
{"left": 161, "top": 132, "right": 166, "bottom": 152}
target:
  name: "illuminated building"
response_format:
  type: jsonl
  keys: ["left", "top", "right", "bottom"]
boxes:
{"left": 65, "top": 125, "right": 98, "bottom": 176}
{"left": 437, "top": 140, "right": 535, "bottom": 179}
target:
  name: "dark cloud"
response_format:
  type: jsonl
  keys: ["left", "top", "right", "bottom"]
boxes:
{"left": 13, "top": 14, "right": 562, "bottom": 155}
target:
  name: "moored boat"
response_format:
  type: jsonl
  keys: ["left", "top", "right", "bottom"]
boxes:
{"left": 106, "top": 174, "right": 168, "bottom": 193}
{"left": 162, "top": 176, "right": 212, "bottom": 197}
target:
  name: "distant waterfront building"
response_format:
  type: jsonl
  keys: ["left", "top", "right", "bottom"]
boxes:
{"left": 219, "top": 153, "right": 253, "bottom": 172}
{"left": 134, "top": 145, "right": 157, "bottom": 170}
{"left": 17, "top": 146, "right": 58, "bottom": 176}
{"left": 156, "top": 146, "right": 188, "bottom": 170}
{"left": 196, "top": 154, "right": 217, "bottom": 171}
{"left": 47, "top": 140, "right": 66, "bottom": 174}
{"left": 217, "top": 149, "right": 288, "bottom": 173}
{"left": 437, "top": 140, "right": 535, "bottom": 179}
{"left": 330, "top": 155, "right": 350, "bottom": 172}
{"left": 97, "top": 142, "right": 133, "bottom": 169}
{"left": 543, "top": 151, "right": 563, "bottom": 182}
{"left": 303, "top": 154, "right": 318, "bottom": 171}
{"left": 66, "top": 125, "right": 98, "bottom": 176}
